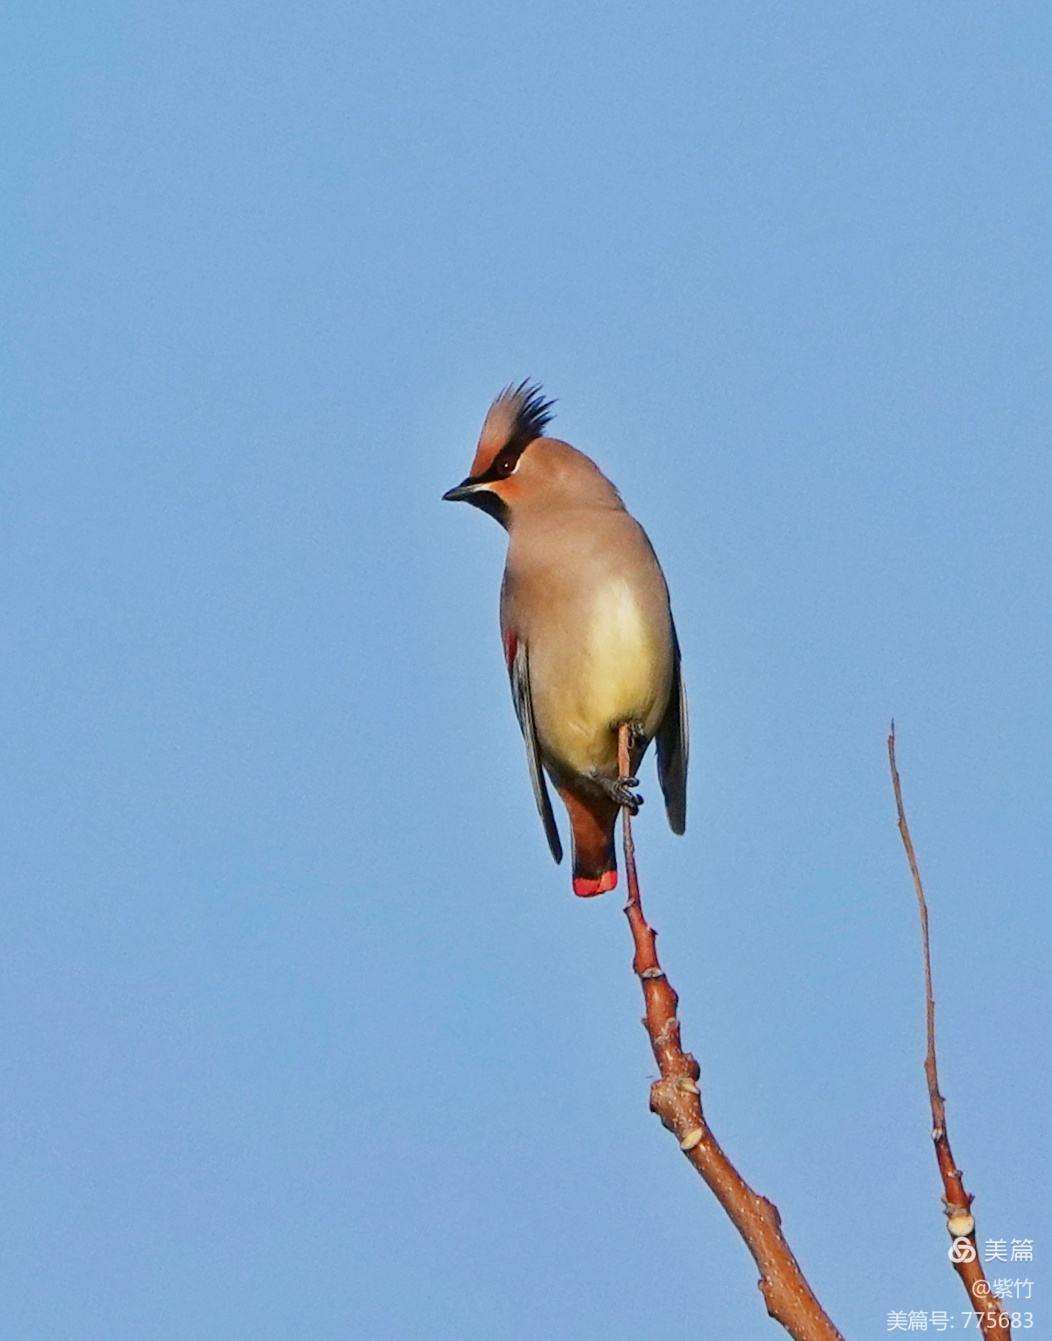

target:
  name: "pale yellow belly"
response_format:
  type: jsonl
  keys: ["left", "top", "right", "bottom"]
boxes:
{"left": 530, "top": 580, "right": 672, "bottom": 779}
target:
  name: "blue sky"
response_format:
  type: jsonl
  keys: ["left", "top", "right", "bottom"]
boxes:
{"left": 5, "top": 4, "right": 1050, "bottom": 1337}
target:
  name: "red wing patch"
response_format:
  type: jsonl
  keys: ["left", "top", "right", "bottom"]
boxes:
{"left": 503, "top": 629, "right": 518, "bottom": 668}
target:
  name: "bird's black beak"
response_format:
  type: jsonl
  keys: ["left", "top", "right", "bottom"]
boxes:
{"left": 441, "top": 476, "right": 508, "bottom": 526}
{"left": 442, "top": 479, "right": 477, "bottom": 502}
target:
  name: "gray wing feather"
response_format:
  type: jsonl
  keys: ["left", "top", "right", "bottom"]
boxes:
{"left": 656, "top": 624, "right": 688, "bottom": 835}
{"left": 510, "top": 641, "right": 563, "bottom": 863}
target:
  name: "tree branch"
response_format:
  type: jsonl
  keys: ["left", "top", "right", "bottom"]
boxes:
{"left": 887, "top": 724, "right": 1011, "bottom": 1337}
{"left": 617, "top": 724, "right": 842, "bottom": 1340}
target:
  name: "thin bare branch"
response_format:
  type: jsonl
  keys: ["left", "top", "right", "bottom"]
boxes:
{"left": 887, "top": 724, "right": 1011, "bottom": 1337}
{"left": 617, "top": 724, "right": 842, "bottom": 1341}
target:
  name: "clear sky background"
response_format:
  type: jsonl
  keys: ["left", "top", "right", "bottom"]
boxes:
{"left": 5, "top": 4, "right": 1050, "bottom": 1338}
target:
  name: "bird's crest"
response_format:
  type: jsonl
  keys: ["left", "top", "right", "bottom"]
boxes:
{"left": 471, "top": 381, "right": 556, "bottom": 477}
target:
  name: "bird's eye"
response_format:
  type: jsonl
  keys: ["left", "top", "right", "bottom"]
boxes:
{"left": 493, "top": 449, "right": 518, "bottom": 478}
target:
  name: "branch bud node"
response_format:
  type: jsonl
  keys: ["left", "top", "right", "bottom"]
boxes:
{"left": 655, "top": 1018, "right": 679, "bottom": 1046}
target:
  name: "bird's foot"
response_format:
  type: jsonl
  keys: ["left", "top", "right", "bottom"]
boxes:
{"left": 595, "top": 772, "right": 644, "bottom": 814}
{"left": 626, "top": 720, "right": 647, "bottom": 750}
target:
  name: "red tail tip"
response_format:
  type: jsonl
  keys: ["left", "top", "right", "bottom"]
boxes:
{"left": 572, "top": 870, "right": 618, "bottom": 898}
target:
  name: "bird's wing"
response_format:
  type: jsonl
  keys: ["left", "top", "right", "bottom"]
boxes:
{"left": 656, "top": 622, "right": 688, "bottom": 835}
{"left": 508, "top": 637, "right": 563, "bottom": 864}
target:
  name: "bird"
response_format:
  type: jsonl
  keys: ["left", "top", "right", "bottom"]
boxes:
{"left": 443, "top": 382, "right": 687, "bottom": 896}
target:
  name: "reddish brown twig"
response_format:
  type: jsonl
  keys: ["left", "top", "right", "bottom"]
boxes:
{"left": 616, "top": 725, "right": 842, "bottom": 1341}
{"left": 888, "top": 724, "right": 1011, "bottom": 1337}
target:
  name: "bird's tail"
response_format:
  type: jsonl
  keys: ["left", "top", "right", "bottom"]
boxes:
{"left": 558, "top": 787, "right": 619, "bottom": 897}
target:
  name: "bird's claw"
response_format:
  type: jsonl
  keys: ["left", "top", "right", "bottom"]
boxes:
{"left": 598, "top": 774, "right": 644, "bottom": 813}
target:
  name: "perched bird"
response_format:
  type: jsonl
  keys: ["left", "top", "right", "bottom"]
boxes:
{"left": 443, "top": 383, "right": 687, "bottom": 896}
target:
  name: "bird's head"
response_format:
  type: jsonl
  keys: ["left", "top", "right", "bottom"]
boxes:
{"left": 443, "top": 382, "right": 620, "bottom": 526}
